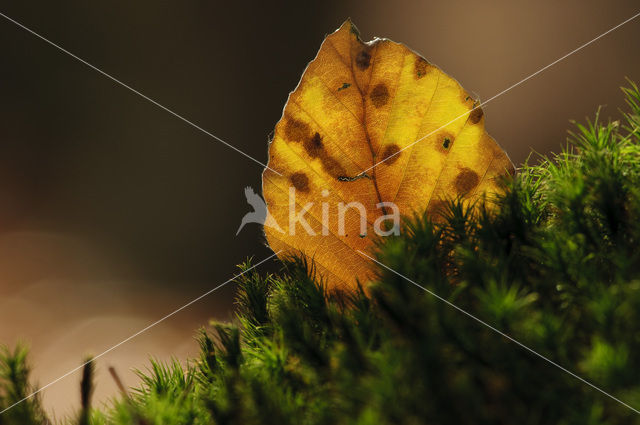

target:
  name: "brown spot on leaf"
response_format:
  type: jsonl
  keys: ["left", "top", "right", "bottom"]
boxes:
{"left": 290, "top": 172, "right": 309, "bottom": 192}
{"left": 461, "top": 92, "right": 475, "bottom": 106}
{"left": 436, "top": 131, "right": 455, "bottom": 153}
{"left": 470, "top": 107, "right": 484, "bottom": 124}
{"left": 291, "top": 130, "right": 347, "bottom": 178}
{"left": 284, "top": 117, "right": 311, "bottom": 142}
{"left": 382, "top": 144, "right": 401, "bottom": 165}
{"left": 322, "top": 156, "right": 347, "bottom": 178}
{"left": 303, "top": 132, "right": 324, "bottom": 158}
{"left": 427, "top": 199, "right": 448, "bottom": 223}
{"left": 355, "top": 48, "right": 371, "bottom": 70}
{"left": 455, "top": 168, "right": 480, "bottom": 193}
{"left": 369, "top": 83, "right": 389, "bottom": 108}
{"left": 415, "top": 57, "right": 429, "bottom": 79}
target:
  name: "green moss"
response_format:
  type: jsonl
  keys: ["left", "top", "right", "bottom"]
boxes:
{"left": 3, "top": 81, "right": 640, "bottom": 424}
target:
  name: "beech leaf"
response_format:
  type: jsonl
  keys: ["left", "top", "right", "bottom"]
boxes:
{"left": 262, "top": 20, "right": 514, "bottom": 290}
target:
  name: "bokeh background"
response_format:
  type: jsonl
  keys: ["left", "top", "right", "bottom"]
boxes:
{"left": 1, "top": 0, "right": 639, "bottom": 417}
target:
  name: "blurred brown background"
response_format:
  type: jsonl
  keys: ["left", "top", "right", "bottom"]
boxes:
{"left": 1, "top": 0, "right": 639, "bottom": 417}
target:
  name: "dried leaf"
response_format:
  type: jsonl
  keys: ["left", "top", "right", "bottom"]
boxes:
{"left": 262, "top": 20, "right": 513, "bottom": 290}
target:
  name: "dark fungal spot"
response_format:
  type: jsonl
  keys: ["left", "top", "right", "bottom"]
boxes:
{"left": 284, "top": 117, "right": 311, "bottom": 142}
{"left": 415, "top": 57, "right": 429, "bottom": 79}
{"left": 382, "top": 144, "right": 401, "bottom": 165}
{"left": 322, "top": 155, "right": 347, "bottom": 179}
{"left": 338, "top": 82, "right": 351, "bottom": 91}
{"left": 288, "top": 128, "right": 347, "bottom": 179}
{"left": 455, "top": 168, "right": 480, "bottom": 193}
{"left": 303, "top": 132, "right": 324, "bottom": 158}
{"left": 369, "top": 84, "right": 390, "bottom": 108}
{"left": 355, "top": 49, "right": 371, "bottom": 70}
{"left": 437, "top": 132, "right": 455, "bottom": 153}
{"left": 427, "top": 199, "right": 448, "bottom": 223}
{"left": 462, "top": 92, "right": 476, "bottom": 106}
{"left": 290, "top": 172, "right": 309, "bottom": 192}
{"left": 470, "top": 107, "right": 484, "bottom": 124}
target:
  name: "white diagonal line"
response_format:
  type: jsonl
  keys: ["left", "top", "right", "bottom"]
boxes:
{"left": 362, "top": 10, "right": 640, "bottom": 174}
{"left": 0, "top": 11, "right": 282, "bottom": 176}
{"left": 0, "top": 250, "right": 281, "bottom": 415}
{"left": 358, "top": 250, "right": 640, "bottom": 415}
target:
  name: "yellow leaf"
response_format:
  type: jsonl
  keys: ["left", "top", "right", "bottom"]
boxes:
{"left": 262, "top": 20, "right": 514, "bottom": 290}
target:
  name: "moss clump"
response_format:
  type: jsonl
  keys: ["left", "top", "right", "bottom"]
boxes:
{"left": 3, "top": 81, "right": 640, "bottom": 424}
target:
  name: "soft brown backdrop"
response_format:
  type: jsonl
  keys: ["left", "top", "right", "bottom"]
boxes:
{"left": 1, "top": 0, "right": 639, "bottom": 416}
